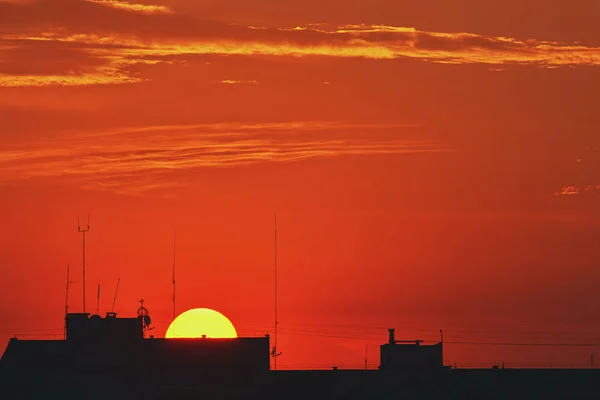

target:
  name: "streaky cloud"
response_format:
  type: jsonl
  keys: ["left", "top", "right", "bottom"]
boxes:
{"left": 2, "top": 0, "right": 599, "bottom": 86}
{"left": 216, "top": 80, "right": 257, "bottom": 84}
{"left": 0, "top": 121, "right": 446, "bottom": 195}
{"left": 84, "top": 0, "right": 173, "bottom": 14}
{"left": 555, "top": 184, "right": 600, "bottom": 196}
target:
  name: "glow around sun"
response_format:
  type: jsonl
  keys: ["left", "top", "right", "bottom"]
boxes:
{"left": 165, "top": 308, "right": 238, "bottom": 339}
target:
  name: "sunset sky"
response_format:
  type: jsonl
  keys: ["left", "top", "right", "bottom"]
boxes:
{"left": 1, "top": 0, "right": 599, "bottom": 369}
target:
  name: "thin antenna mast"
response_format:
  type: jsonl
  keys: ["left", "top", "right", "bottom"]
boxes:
{"left": 96, "top": 284, "right": 100, "bottom": 315}
{"left": 64, "top": 264, "right": 72, "bottom": 340}
{"left": 172, "top": 228, "right": 176, "bottom": 320}
{"left": 111, "top": 278, "right": 120, "bottom": 312}
{"left": 77, "top": 215, "right": 90, "bottom": 313}
{"left": 365, "top": 344, "right": 368, "bottom": 370}
{"left": 440, "top": 329, "right": 444, "bottom": 366}
{"left": 271, "top": 213, "right": 282, "bottom": 369}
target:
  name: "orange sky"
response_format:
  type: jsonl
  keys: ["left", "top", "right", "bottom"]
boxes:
{"left": 1, "top": 0, "right": 599, "bottom": 369}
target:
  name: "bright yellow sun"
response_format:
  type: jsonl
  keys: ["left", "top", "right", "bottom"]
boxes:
{"left": 165, "top": 308, "right": 238, "bottom": 339}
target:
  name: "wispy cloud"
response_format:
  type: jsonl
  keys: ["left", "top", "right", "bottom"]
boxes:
{"left": 555, "top": 184, "right": 600, "bottom": 196}
{"left": 0, "top": 39, "right": 155, "bottom": 87}
{"left": 215, "top": 80, "right": 257, "bottom": 84}
{"left": 83, "top": 0, "right": 173, "bottom": 14}
{"left": 1, "top": 0, "right": 600, "bottom": 86}
{"left": 0, "top": 121, "right": 446, "bottom": 195}
{"left": 0, "top": 60, "right": 142, "bottom": 87}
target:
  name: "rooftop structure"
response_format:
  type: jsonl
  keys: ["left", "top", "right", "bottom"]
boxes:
{"left": 1, "top": 308, "right": 270, "bottom": 376}
{"left": 379, "top": 328, "right": 445, "bottom": 374}
{"left": 2, "top": 320, "right": 600, "bottom": 399}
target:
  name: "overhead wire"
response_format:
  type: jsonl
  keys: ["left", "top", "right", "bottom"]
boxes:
{"left": 235, "top": 319, "right": 600, "bottom": 337}
{"left": 232, "top": 323, "right": 600, "bottom": 349}
{"left": 4, "top": 321, "right": 600, "bottom": 350}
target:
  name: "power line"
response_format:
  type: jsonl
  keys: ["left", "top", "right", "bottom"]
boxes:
{"left": 265, "top": 325, "right": 600, "bottom": 340}
{"left": 235, "top": 320, "right": 600, "bottom": 337}
{"left": 5, "top": 318, "right": 600, "bottom": 349}
{"left": 0, "top": 327, "right": 64, "bottom": 334}
{"left": 282, "top": 323, "right": 600, "bottom": 337}
{"left": 447, "top": 341, "right": 600, "bottom": 347}
{"left": 274, "top": 363, "right": 596, "bottom": 369}
{"left": 237, "top": 328, "right": 594, "bottom": 346}
{"left": 268, "top": 330, "right": 600, "bottom": 347}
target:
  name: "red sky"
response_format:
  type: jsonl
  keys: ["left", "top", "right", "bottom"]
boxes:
{"left": 1, "top": 0, "right": 599, "bottom": 369}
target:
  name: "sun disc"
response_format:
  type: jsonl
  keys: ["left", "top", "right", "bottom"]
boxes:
{"left": 165, "top": 308, "right": 238, "bottom": 339}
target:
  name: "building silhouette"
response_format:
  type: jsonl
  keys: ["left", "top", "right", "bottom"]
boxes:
{"left": 1, "top": 308, "right": 600, "bottom": 399}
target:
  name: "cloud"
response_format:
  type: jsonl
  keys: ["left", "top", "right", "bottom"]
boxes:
{"left": 84, "top": 0, "right": 173, "bottom": 14}
{"left": 1, "top": 0, "right": 600, "bottom": 86}
{"left": 0, "top": 37, "right": 149, "bottom": 86}
{"left": 0, "top": 121, "right": 445, "bottom": 195}
{"left": 0, "top": 71, "right": 137, "bottom": 86}
{"left": 555, "top": 184, "right": 600, "bottom": 196}
{"left": 215, "top": 80, "right": 257, "bottom": 84}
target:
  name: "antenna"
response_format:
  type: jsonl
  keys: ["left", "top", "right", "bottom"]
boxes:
{"left": 271, "top": 212, "right": 282, "bottom": 369}
{"left": 96, "top": 284, "right": 100, "bottom": 315}
{"left": 275, "top": 212, "right": 278, "bottom": 367}
{"left": 64, "top": 264, "right": 73, "bottom": 340}
{"left": 364, "top": 344, "right": 368, "bottom": 370}
{"left": 138, "top": 298, "right": 153, "bottom": 337}
{"left": 172, "top": 228, "right": 176, "bottom": 320}
{"left": 111, "top": 278, "right": 120, "bottom": 312}
{"left": 77, "top": 215, "right": 90, "bottom": 313}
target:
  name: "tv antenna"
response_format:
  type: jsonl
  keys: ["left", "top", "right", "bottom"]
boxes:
{"left": 111, "top": 278, "right": 120, "bottom": 312}
{"left": 137, "top": 298, "right": 154, "bottom": 337}
{"left": 271, "top": 213, "right": 282, "bottom": 369}
{"left": 96, "top": 284, "right": 100, "bottom": 315}
{"left": 172, "top": 228, "right": 176, "bottom": 320}
{"left": 364, "top": 344, "right": 368, "bottom": 370}
{"left": 440, "top": 329, "right": 444, "bottom": 365}
{"left": 77, "top": 215, "right": 90, "bottom": 313}
{"left": 64, "top": 264, "right": 74, "bottom": 339}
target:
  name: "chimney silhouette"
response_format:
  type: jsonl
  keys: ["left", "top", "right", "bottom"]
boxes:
{"left": 388, "top": 328, "right": 395, "bottom": 344}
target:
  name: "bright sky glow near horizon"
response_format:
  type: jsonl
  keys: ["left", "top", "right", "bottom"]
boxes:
{"left": 0, "top": 0, "right": 599, "bottom": 369}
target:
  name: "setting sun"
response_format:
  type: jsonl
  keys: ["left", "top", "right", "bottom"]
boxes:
{"left": 165, "top": 308, "right": 238, "bottom": 339}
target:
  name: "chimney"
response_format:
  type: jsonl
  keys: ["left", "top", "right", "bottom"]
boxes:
{"left": 388, "top": 328, "right": 395, "bottom": 344}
